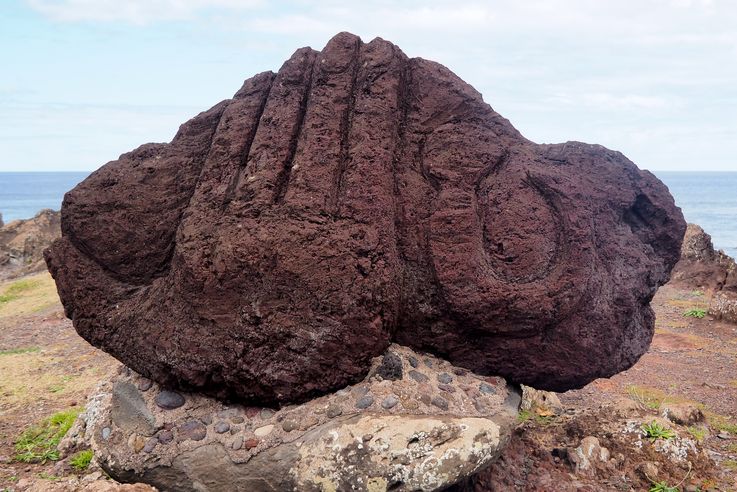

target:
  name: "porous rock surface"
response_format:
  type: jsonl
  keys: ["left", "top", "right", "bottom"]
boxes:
{"left": 69, "top": 345, "right": 520, "bottom": 492}
{"left": 45, "top": 32, "right": 685, "bottom": 404}
{"left": 1, "top": 209, "right": 60, "bottom": 279}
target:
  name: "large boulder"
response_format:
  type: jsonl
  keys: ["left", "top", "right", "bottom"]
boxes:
{"left": 45, "top": 32, "right": 685, "bottom": 404}
{"left": 1, "top": 209, "right": 60, "bottom": 279}
{"left": 68, "top": 345, "right": 520, "bottom": 492}
{"left": 671, "top": 223, "right": 737, "bottom": 292}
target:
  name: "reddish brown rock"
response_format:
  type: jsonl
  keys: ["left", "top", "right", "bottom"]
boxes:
{"left": 45, "top": 32, "right": 685, "bottom": 405}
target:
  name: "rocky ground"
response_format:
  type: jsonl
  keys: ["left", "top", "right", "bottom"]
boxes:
{"left": 0, "top": 273, "right": 736, "bottom": 491}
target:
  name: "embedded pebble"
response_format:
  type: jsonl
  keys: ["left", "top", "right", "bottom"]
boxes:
{"left": 375, "top": 352, "right": 403, "bottom": 381}
{"left": 244, "top": 438, "right": 259, "bottom": 450}
{"left": 479, "top": 382, "right": 497, "bottom": 395}
{"left": 419, "top": 394, "right": 432, "bottom": 405}
{"left": 352, "top": 386, "right": 369, "bottom": 397}
{"left": 157, "top": 430, "right": 173, "bottom": 444}
{"left": 214, "top": 421, "right": 230, "bottom": 434}
{"left": 231, "top": 416, "right": 245, "bottom": 424}
{"left": 423, "top": 358, "right": 434, "bottom": 368}
{"left": 245, "top": 407, "right": 260, "bottom": 418}
{"left": 130, "top": 434, "right": 145, "bottom": 453}
{"left": 232, "top": 436, "right": 243, "bottom": 450}
{"left": 200, "top": 414, "right": 213, "bottom": 425}
{"left": 260, "top": 408, "right": 275, "bottom": 420}
{"left": 179, "top": 420, "right": 207, "bottom": 441}
{"left": 143, "top": 438, "right": 157, "bottom": 453}
{"left": 356, "top": 395, "right": 375, "bottom": 409}
{"left": 327, "top": 404, "right": 343, "bottom": 418}
{"left": 437, "top": 373, "right": 453, "bottom": 384}
{"left": 409, "top": 370, "right": 429, "bottom": 383}
{"left": 453, "top": 368, "right": 467, "bottom": 376}
{"left": 137, "top": 378, "right": 153, "bottom": 392}
{"left": 438, "top": 383, "right": 456, "bottom": 393}
{"left": 381, "top": 395, "right": 399, "bottom": 409}
{"left": 431, "top": 396, "right": 449, "bottom": 410}
{"left": 282, "top": 420, "right": 298, "bottom": 432}
{"left": 155, "top": 390, "right": 185, "bottom": 410}
{"left": 300, "top": 416, "right": 319, "bottom": 431}
{"left": 407, "top": 356, "right": 419, "bottom": 368}
{"left": 401, "top": 398, "right": 419, "bottom": 410}
{"left": 254, "top": 424, "right": 274, "bottom": 437}
{"left": 101, "top": 427, "right": 111, "bottom": 440}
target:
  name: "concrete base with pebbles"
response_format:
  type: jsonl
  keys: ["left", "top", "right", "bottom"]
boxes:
{"left": 75, "top": 344, "right": 520, "bottom": 492}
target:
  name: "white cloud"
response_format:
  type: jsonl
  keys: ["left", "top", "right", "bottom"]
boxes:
{"left": 25, "top": 0, "right": 263, "bottom": 25}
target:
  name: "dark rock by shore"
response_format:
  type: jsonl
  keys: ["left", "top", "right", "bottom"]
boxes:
{"left": 0, "top": 209, "right": 60, "bottom": 280}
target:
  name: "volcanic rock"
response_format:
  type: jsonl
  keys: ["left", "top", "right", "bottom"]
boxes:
{"left": 68, "top": 345, "right": 520, "bottom": 492}
{"left": 45, "top": 32, "right": 685, "bottom": 404}
{"left": 1, "top": 209, "right": 60, "bottom": 279}
{"left": 671, "top": 223, "right": 737, "bottom": 292}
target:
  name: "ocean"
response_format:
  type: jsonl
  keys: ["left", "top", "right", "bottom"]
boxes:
{"left": 0, "top": 171, "right": 735, "bottom": 258}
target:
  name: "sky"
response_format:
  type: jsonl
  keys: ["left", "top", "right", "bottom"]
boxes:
{"left": 1, "top": 0, "right": 736, "bottom": 172}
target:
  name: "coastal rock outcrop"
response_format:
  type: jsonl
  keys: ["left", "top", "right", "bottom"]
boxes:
{"left": 45, "top": 32, "right": 686, "bottom": 404}
{"left": 1, "top": 209, "right": 60, "bottom": 279}
{"left": 67, "top": 345, "right": 520, "bottom": 492}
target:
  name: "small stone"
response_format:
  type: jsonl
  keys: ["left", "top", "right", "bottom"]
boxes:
{"left": 254, "top": 424, "right": 274, "bottom": 437}
{"left": 479, "top": 382, "right": 497, "bottom": 395}
{"left": 143, "top": 438, "right": 158, "bottom": 453}
{"left": 431, "top": 396, "right": 449, "bottom": 410}
{"left": 282, "top": 420, "right": 298, "bottom": 432}
{"left": 438, "top": 383, "right": 456, "bottom": 393}
{"left": 137, "top": 378, "right": 153, "bottom": 392}
{"left": 232, "top": 436, "right": 243, "bottom": 450}
{"left": 409, "top": 370, "right": 429, "bottom": 383}
{"left": 423, "top": 357, "right": 433, "bottom": 368}
{"left": 245, "top": 407, "right": 260, "bottom": 418}
{"left": 381, "top": 395, "right": 399, "bottom": 409}
{"left": 408, "top": 356, "right": 419, "bottom": 368}
{"left": 260, "top": 408, "right": 275, "bottom": 420}
{"left": 101, "top": 427, "right": 111, "bottom": 440}
{"left": 231, "top": 416, "right": 245, "bottom": 424}
{"left": 375, "top": 351, "right": 403, "bottom": 381}
{"left": 356, "top": 395, "right": 375, "bottom": 409}
{"left": 200, "top": 414, "right": 213, "bottom": 425}
{"left": 419, "top": 394, "right": 432, "bottom": 405}
{"left": 214, "top": 421, "right": 230, "bottom": 434}
{"left": 157, "top": 429, "right": 174, "bottom": 444}
{"left": 327, "top": 404, "right": 343, "bottom": 418}
{"left": 179, "top": 420, "right": 207, "bottom": 441}
{"left": 437, "top": 372, "right": 453, "bottom": 384}
{"left": 130, "top": 434, "right": 145, "bottom": 453}
{"left": 244, "top": 438, "right": 259, "bottom": 450}
{"left": 352, "top": 386, "right": 369, "bottom": 397}
{"left": 362, "top": 434, "right": 373, "bottom": 442}
{"left": 717, "top": 431, "right": 731, "bottom": 440}
{"left": 155, "top": 390, "right": 185, "bottom": 410}
{"left": 452, "top": 368, "right": 467, "bottom": 376}
{"left": 300, "top": 415, "right": 320, "bottom": 430}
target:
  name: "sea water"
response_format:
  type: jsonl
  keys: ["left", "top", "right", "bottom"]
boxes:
{"left": 0, "top": 171, "right": 735, "bottom": 258}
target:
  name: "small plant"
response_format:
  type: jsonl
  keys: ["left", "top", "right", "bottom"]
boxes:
{"left": 683, "top": 308, "right": 706, "bottom": 318}
{"left": 649, "top": 481, "right": 679, "bottom": 492}
{"left": 14, "top": 409, "right": 80, "bottom": 463}
{"left": 517, "top": 409, "right": 532, "bottom": 423}
{"left": 641, "top": 421, "right": 676, "bottom": 442}
{"left": 690, "top": 290, "right": 704, "bottom": 297}
{"left": 627, "top": 385, "right": 665, "bottom": 410}
{"left": 706, "top": 412, "right": 737, "bottom": 434}
{"left": 70, "top": 449, "right": 93, "bottom": 470}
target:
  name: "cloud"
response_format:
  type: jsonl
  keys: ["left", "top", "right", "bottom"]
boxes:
{"left": 25, "top": 0, "right": 263, "bottom": 25}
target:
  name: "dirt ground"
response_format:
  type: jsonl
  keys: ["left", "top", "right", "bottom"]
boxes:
{"left": 0, "top": 272, "right": 735, "bottom": 491}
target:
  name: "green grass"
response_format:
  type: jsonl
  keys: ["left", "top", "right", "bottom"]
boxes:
{"left": 627, "top": 385, "right": 666, "bottom": 410}
{"left": 690, "top": 290, "right": 705, "bottom": 297}
{"left": 0, "top": 346, "right": 40, "bottom": 356}
{"left": 683, "top": 308, "right": 707, "bottom": 318}
{"left": 642, "top": 421, "right": 676, "bottom": 442}
{"left": 706, "top": 412, "right": 737, "bottom": 434}
{"left": 517, "top": 409, "right": 532, "bottom": 423}
{"left": 14, "top": 409, "right": 80, "bottom": 463}
{"left": 687, "top": 425, "right": 707, "bottom": 442}
{"left": 724, "top": 459, "right": 737, "bottom": 471}
{"left": 0, "top": 279, "right": 42, "bottom": 304}
{"left": 70, "top": 449, "right": 93, "bottom": 470}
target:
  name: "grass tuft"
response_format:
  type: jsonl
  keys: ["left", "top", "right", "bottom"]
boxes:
{"left": 641, "top": 420, "right": 676, "bottom": 442}
{"left": 70, "top": 449, "right": 93, "bottom": 470}
{"left": 14, "top": 409, "right": 80, "bottom": 463}
{"left": 683, "top": 308, "right": 707, "bottom": 318}
{"left": 0, "top": 346, "right": 40, "bottom": 356}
